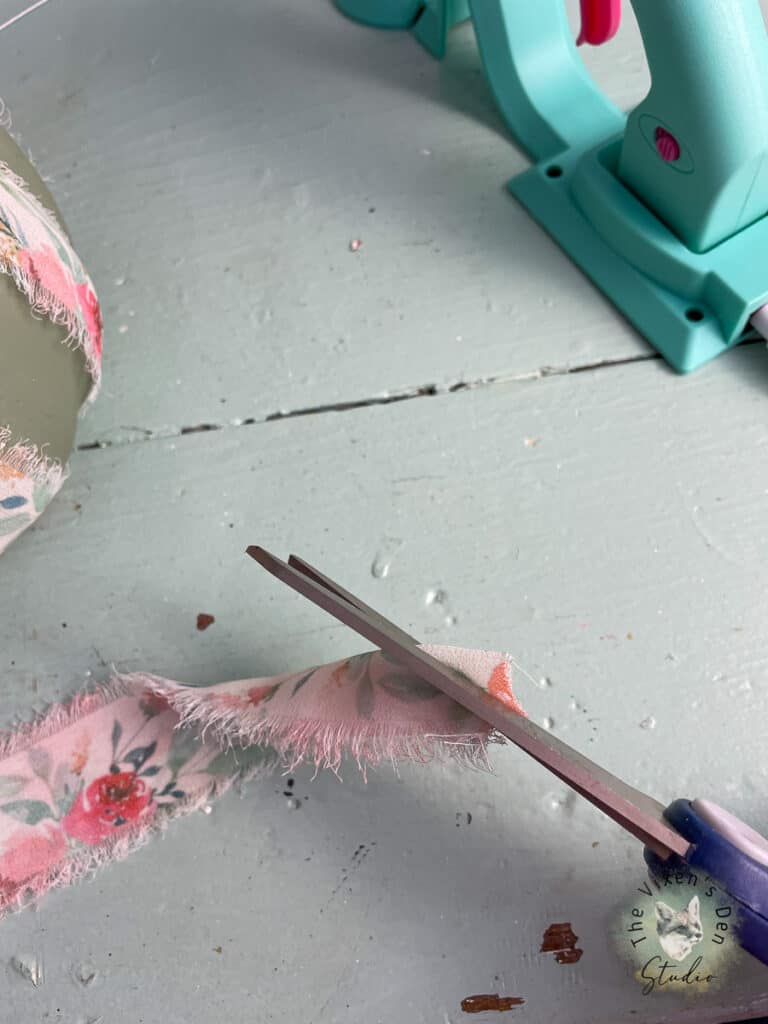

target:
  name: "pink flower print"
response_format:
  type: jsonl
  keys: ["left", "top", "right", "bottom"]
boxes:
{"left": 18, "top": 246, "right": 77, "bottom": 311}
{"left": 488, "top": 661, "right": 525, "bottom": 716}
{"left": 246, "top": 684, "right": 277, "bottom": 706}
{"left": 206, "top": 684, "right": 276, "bottom": 711}
{"left": 141, "top": 689, "right": 170, "bottom": 715}
{"left": 62, "top": 771, "right": 154, "bottom": 845}
{"left": 0, "top": 821, "right": 67, "bottom": 890}
{"left": 76, "top": 281, "right": 102, "bottom": 357}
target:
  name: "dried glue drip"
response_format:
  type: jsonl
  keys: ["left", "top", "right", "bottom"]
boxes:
{"left": 10, "top": 954, "right": 43, "bottom": 986}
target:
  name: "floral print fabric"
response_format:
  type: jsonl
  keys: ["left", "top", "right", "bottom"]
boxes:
{"left": 0, "top": 161, "right": 102, "bottom": 383}
{"left": 0, "top": 159, "right": 102, "bottom": 556}
{"left": 0, "top": 646, "right": 524, "bottom": 915}
{"left": 0, "top": 436, "right": 63, "bottom": 557}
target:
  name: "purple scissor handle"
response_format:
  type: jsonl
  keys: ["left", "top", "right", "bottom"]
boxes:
{"left": 644, "top": 800, "right": 768, "bottom": 969}
{"left": 247, "top": 546, "right": 768, "bottom": 969}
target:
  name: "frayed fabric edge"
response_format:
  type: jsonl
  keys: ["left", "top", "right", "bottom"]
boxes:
{"left": 0, "top": 757, "right": 276, "bottom": 919}
{"left": 0, "top": 675, "right": 136, "bottom": 763}
{"left": 0, "top": 259, "right": 100, "bottom": 401}
{"left": 0, "top": 668, "right": 501, "bottom": 916}
{"left": 0, "top": 674, "right": 278, "bottom": 918}
{"left": 0, "top": 157, "right": 101, "bottom": 401}
{"left": 139, "top": 674, "right": 496, "bottom": 776}
{"left": 0, "top": 425, "right": 66, "bottom": 491}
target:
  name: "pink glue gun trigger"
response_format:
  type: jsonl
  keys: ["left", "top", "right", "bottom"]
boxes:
{"left": 577, "top": 0, "right": 622, "bottom": 46}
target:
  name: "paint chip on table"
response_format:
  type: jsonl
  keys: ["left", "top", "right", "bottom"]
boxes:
{"left": 349, "top": 238, "right": 362, "bottom": 252}
{"left": 540, "top": 922, "right": 583, "bottom": 964}
{"left": 196, "top": 613, "right": 215, "bottom": 631}
{"left": 461, "top": 994, "right": 524, "bottom": 1013}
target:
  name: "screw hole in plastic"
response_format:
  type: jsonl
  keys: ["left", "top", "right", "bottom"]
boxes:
{"left": 685, "top": 308, "right": 705, "bottom": 323}
{"left": 546, "top": 165, "right": 563, "bottom": 179}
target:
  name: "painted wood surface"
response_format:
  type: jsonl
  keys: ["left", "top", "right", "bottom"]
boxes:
{"left": 1, "top": 1, "right": 768, "bottom": 1021}
{"left": 2, "top": 0, "right": 652, "bottom": 447}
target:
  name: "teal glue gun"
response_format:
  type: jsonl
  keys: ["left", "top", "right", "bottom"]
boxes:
{"left": 335, "top": 0, "right": 768, "bottom": 372}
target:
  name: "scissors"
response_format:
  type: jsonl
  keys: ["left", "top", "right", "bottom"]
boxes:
{"left": 247, "top": 545, "right": 768, "bottom": 969}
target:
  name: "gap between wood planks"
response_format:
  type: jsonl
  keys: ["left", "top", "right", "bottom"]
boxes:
{"left": 75, "top": 350, "right": 658, "bottom": 452}
{"left": 73, "top": 339, "right": 757, "bottom": 452}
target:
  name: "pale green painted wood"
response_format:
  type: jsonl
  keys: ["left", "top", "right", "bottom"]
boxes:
{"left": 1, "top": 350, "right": 768, "bottom": 1020}
{"left": 1, "top": 0, "right": 652, "bottom": 448}
{"left": 0, "top": 0, "right": 767, "bottom": 1019}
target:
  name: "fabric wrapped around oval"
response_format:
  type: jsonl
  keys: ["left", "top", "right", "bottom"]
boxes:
{"left": 0, "top": 124, "right": 101, "bottom": 556}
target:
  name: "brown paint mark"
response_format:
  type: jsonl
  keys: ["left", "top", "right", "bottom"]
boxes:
{"left": 212, "top": 946, "right": 222, "bottom": 954}
{"left": 461, "top": 994, "right": 524, "bottom": 1014}
{"left": 196, "top": 613, "right": 215, "bottom": 631}
{"left": 540, "top": 922, "right": 583, "bottom": 964}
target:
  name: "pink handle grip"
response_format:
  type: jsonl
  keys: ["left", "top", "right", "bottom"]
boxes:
{"left": 577, "top": 0, "right": 621, "bottom": 46}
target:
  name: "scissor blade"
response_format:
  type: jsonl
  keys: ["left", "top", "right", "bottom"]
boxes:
{"left": 287, "top": 554, "right": 417, "bottom": 645}
{"left": 247, "top": 546, "right": 689, "bottom": 860}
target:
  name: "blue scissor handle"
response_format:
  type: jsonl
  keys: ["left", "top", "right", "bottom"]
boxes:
{"left": 644, "top": 799, "right": 768, "bottom": 968}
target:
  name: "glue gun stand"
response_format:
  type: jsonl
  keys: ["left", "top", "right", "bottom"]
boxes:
{"left": 334, "top": 0, "right": 768, "bottom": 373}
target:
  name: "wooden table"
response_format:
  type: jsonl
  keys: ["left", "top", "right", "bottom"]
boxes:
{"left": 1, "top": 1, "right": 767, "bottom": 1020}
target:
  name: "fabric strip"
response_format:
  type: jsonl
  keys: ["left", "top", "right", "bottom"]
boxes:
{"left": 0, "top": 645, "right": 525, "bottom": 915}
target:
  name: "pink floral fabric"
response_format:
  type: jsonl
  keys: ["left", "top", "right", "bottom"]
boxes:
{"left": 0, "top": 435, "right": 63, "bottom": 557}
{"left": 0, "top": 159, "right": 102, "bottom": 556}
{"left": 0, "top": 161, "right": 102, "bottom": 383}
{"left": 0, "top": 646, "right": 525, "bottom": 915}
